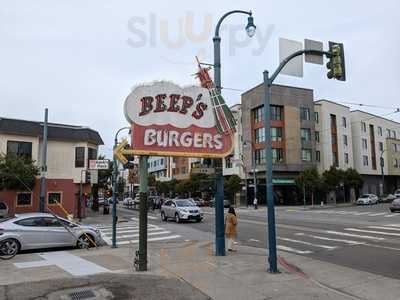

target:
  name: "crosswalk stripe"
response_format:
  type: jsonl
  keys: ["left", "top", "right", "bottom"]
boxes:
{"left": 385, "top": 214, "right": 399, "bottom": 218}
{"left": 325, "top": 230, "right": 385, "bottom": 241}
{"left": 386, "top": 224, "right": 400, "bottom": 227}
{"left": 367, "top": 226, "right": 400, "bottom": 232}
{"left": 102, "top": 228, "right": 163, "bottom": 235}
{"left": 353, "top": 212, "right": 371, "bottom": 216}
{"left": 117, "top": 230, "right": 171, "bottom": 239}
{"left": 345, "top": 228, "right": 400, "bottom": 237}
{"left": 118, "top": 235, "right": 181, "bottom": 245}
{"left": 295, "top": 233, "right": 365, "bottom": 245}
{"left": 277, "top": 237, "right": 337, "bottom": 250}
{"left": 368, "top": 213, "right": 386, "bottom": 216}
{"left": 277, "top": 245, "right": 313, "bottom": 254}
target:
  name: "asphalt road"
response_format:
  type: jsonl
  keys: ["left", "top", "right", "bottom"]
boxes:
{"left": 114, "top": 203, "right": 400, "bottom": 280}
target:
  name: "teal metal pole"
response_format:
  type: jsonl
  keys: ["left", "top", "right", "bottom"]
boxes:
{"left": 138, "top": 155, "right": 148, "bottom": 271}
{"left": 111, "top": 138, "right": 118, "bottom": 248}
{"left": 263, "top": 70, "right": 278, "bottom": 273}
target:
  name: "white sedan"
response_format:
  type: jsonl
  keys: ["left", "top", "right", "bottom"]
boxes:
{"left": 356, "top": 194, "right": 378, "bottom": 205}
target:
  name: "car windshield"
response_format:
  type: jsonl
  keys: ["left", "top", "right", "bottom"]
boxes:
{"left": 175, "top": 200, "right": 194, "bottom": 207}
{"left": 360, "top": 195, "right": 370, "bottom": 198}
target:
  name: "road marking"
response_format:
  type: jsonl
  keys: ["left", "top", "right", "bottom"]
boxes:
{"left": 248, "top": 238, "right": 260, "bottom": 242}
{"left": 353, "top": 212, "right": 371, "bottom": 216}
{"left": 116, "top": 230, "right": 171, "bottom": 239}
{"left": 345, "top": 228, "right": 400, "bottom": 237}
{"left": 148, "top": 215, "right": 158, "bottom": 220}
{"left": 386, "top": 224, "right": 400, "bottom": 227}
{"left": 295, "top": 233, "right": 365, "bottom": 245}
{"left": 15, "top": 251, "right": 110, "bottom": 276}
{"left": 367, "top": 213, "right": 386, "bottom": 216}
{"left": 277, "top": 245, "right": 313, "bottom": 254}
{"left": 367, "top": 226, "right": 400, "bottom": 232}
{"left": 325, "top": 230, "right": 385, "bottom": 241}
{"left": 364, "top": 243, "right": 400, "bottom": 252}
{"left": 102, "top": 227, "right": 163, "bottom": 235}
{"left": 277, "top": 237, "right": 337, "bottom": 250}
{"left": 117, "top": 235, "right": 181, "bottom": 245}
{"left": 385, "top": 214, "right": 399, "bottom": 218}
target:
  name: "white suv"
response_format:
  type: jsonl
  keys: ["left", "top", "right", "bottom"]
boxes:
{"left": 357, "top": 194, "right": 378, "bottom": 205}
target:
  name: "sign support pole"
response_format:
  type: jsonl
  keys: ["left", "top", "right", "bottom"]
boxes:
{"left": 138, "top": 155, "right": 148, "bottom": 271}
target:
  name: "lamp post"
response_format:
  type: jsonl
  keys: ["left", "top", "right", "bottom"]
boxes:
{"left": 213, "top": 9, "right": 256, "bottom": 257}
{"left": 112, "top": 126, "right": 131, "bottom": 248}
{"left": 380, "top": 149, "right": 386, "bottom": 196}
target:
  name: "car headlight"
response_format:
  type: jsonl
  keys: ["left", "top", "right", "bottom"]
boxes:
{"left": 180, "top": 209, "right": 188, "bottom": 213}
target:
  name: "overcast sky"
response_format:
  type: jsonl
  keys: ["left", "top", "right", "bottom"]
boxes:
{"left": 1, "top": 0, "right": 399, "bottom": 157}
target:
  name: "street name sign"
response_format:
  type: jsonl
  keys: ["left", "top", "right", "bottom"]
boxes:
{"left": 89, "top": 160, "right": 109, "bottom": 170}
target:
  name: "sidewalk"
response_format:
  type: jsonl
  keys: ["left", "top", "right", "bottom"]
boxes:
{"left": 1, "top": 240, "right": 399, "bottom": 300}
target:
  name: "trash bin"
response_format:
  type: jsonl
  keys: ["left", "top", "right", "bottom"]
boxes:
{"left": 103, "top": 205, "right": 110, "bottom": 215}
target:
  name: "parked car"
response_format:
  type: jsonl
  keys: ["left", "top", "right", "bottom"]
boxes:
{"left": 0, "top": 213, "right": 102, "bottom": 255}
{"left": 0, "top": 202, "right": 8, "bottom": 218}
{"left": 394, "top": 189, "right": 400, "bottom": 198}
{"left": 380, "top": 194, "right": 397, "bottom": 203}
{"left": 122, "top": 197, "right": 134, "bottom": 206}
{"left": 160, "top": 199, "right": 203, "bottom": 223}
{"left": 356, "top": 194, "right": 378, "bottom": 205}
{"left": 209, "top": 199, "right": 231, "bottom": 208}
{"left": 390, "top": 198, "right": 400, "bottom": 212}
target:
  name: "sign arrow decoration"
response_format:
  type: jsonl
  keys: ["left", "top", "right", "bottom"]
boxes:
{"left": 113, "top": 138, "right": 135, "bottom": 165}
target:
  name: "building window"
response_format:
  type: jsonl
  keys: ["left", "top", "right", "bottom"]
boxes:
{"left": 300, "top": 128, "right": 311, "bottom": 143}
{"left": 254, "top": 149, "right": 266, "bottom": 165}
{"left": 344, "top": 153, "right": 349, "bottom": 164}
{"left": 88, "top": 148, "right": 97, "bottom": 167}
{"left": 331, "top": 134, "right": 337, "bottom": 145}
{"left": 271, "top": 127, "right": 283, "bottom": 142}
{"left": 392, "top": 130, "right": 396, "bottom": 139}
{"left": 16, "top": 192, "right": 32, "bottom": 206}
{"left": 300, "top": 107, "right": 310, "bottom": 121}
{"left": 270, "top": 105, "right": 283, "bottom": 120}
{"left": 272, "top": 148, "right": 284, "bottom": 163}
{"left": 379, "top": 142, "right": 383, "bottom": 152}
{"left": 314, "top": 112, "right": 319, "bottom": 123}
{"left": 394, "top": 159, "right": 399, "bottom": 168}
{"left": 386, "top": 129, "right": 391, "bottom": 138}
{"left": 378, "top": 126, "right": 382, "bottom": 136}
{"left": 316, "top": 151, "right": 321, "bottom": 162}
{"left": 254, "top": 127, "right": 265, "bottom": 143}
{"left": 301, "top": 149, "right": 312, "bottom": 162}
{"left": 253, "top": 106, "right": 264, "bottom": 123}
{"left": 75, "top": 147, "right": 85, "bottom": 168}
{"left": 48, "top": 192, "right": 62, "bottom": 205}
{"left": 363, "top": 155, "right": 369, "bottom": 166}
{"left": 362, "top": 138, "right": 368, "bottom": 149}
{"left": 333, "top": 152, "right": 339, "bottom": 167}
{"left": 315, "top": 131, "right": 320, "bottom": 143}
{"left": 343, "top": 135, "right": 348, "bottom": 146}
{"left": 393, "top": 143, "right": 398, "bottom": 153}
{"left": 361, "top": 122, "right": 366, "bottom": 132}
{"left": 342, "top": 117, "right": 347, "bottom": 128}
{"left": 181, "top": 167, "right": 187, "bottom": 174}
{"left": 7, "top": 141, "right": 32, "bottom": 160}
{"left": 225, "top": 155, "right": 233, "bottom": 168}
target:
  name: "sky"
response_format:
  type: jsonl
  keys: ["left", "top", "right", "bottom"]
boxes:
{"left": 1, "top": 0, "right": 399, "bottom": 157}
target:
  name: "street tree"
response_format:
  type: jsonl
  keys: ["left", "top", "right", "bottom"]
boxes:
{"left": 224, "top": 175, "right": 242, "bottom": 202}
{"left": 0, "top": 154, "right": 39, "bottom": 191}
{"left": 343, "top": 168, "right": 363, "bottom": 199}
{"left": 296, "top": 168, "right": 322, "bottom": 206}
{"left": 148, "top": 174, "right": 156, "bottom": 187}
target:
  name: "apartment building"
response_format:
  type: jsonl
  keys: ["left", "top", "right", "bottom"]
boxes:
{"left": 148, "top": 156, "right": 172, "bottom": 181}
{"left": 350, "top": 110, "right": 400, "bottom": 194}
{"left": 241, "top": 83, "right": 317, "bottom": 205}
{"left": 314, "top": 100, "right": 354, "bottom": 172}
{"left": 0, "top": 117, "right": 103, "bottom": 217}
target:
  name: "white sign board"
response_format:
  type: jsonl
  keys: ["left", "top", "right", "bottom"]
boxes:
{"left": 89, "top": 160, "right": 109, "bottom": 170}
{"left": 279, "top": 38, "right": 303, "bottom": 77}
{"left": 90, "top": 170, "right": 98, "bottom": 185}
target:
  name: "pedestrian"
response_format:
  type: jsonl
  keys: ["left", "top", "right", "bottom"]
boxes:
{"left": 225, "top": 207, "right": 238, "bottom": 252}
{"left": 253, "top": 197, "right": 258, "bottom": 210}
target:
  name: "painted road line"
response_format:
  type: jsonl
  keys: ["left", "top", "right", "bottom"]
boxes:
{"left": 353, "top": 212, "right": 372, "bottom": 216}
{"left": 118, "top": 235, "right": 181, "bottom": 245}
{"left": 364, "top": 243, "right": 400, "bottom": 252}
{"left": 367, "top": 226, "right": 400, "bottom": 231}
{"left": 101, "top": 235, "right": 112, "bottom": 245}
{"left": 345, "top": 228, "right": 400, "bottom": 237}
{"left": 117, "top": 230, "right": 171, "bottom": 239}
{"left": 295, "top": 233, "right": 365, "bottom": 245}
{"left": 102, "top": 227, "right": 163, "bottom": 235}
{"left": 148, "top": 215, "right": 158, "bottom": 220}
{"left": 386, "top": 224, "right": 400, "bottom": 227}
{"left": 325, "top": 230, "right": 385, "bottom": 241}
{"left": 385, "top": 214, "right": 400, "bottom": 218}
{"left": 277, "top": 237, "right": 337, "bottom": 250}
{"left": 99, "top": 224, "right": 158, "bottom": 231}
{"left": 277, "top": 245, "right": 313, "bottom": 254}
{"left": 368, "top": 212, "right": 386, "bottom": 216}
{"left": 248, "top": 238, "right": 260, "bottom": 242}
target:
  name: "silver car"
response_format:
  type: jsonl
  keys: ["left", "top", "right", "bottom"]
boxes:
{"left": 356, "top": 194, "right": 378, "bottom": 205}
{"left": 0, "top": 202, "right": 8, "bottom": 218}
{"left": 161, "top": 199, "right": 203, "bottom": 223}
{"left": 0, "top": 213, "right": 102, "bottom": 255}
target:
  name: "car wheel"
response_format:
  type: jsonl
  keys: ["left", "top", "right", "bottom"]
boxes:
{"left": 77, "top": 234, "right": 96, "bottom": 249}
{"left": 390, "top": 209, "right": 395, "bottom": 213}
{"left": 0, "top": 238, "right": 20, "bottom": 257}
{"left": 161, "top": 211, "right": 167, "bottom": 222}
{"left": 195, "top": 218, "right": 202, "bottom": 223}
{"left": 175, "top": 213, "right": 181, "bottom": 223}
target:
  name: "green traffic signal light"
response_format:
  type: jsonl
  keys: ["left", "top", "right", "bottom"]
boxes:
{"left": 327, "top": 42, "right": 346, "bottom": 81}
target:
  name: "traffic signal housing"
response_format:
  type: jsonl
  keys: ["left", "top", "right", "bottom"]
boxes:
{"left": 327, "top": 42, "right": 346, "bottom": 81}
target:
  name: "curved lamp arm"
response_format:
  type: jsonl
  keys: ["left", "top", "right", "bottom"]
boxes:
{"left": 214, "top": 10, "right": 252, "bottom": 37}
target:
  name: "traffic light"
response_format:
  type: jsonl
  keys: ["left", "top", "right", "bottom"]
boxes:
{"left": 85, "top": 170, "right": 91, "bottom": 184}
{"left": 326, "top": 42, "right": 346, "bottom": 81}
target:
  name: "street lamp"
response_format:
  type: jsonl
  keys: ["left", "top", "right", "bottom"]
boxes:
{"left": 213, "top": 9, "right": 256, "bottom": 257}
{"left": 380, "top": 149, "right": 386, "bottom": 196}
{"left": 111, "top": 126, "right": 131, "bottom": 248}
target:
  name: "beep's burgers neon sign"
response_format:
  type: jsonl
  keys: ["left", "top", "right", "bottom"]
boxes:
{"left": 124, "top": 65, "right": 236, "bottom": 158}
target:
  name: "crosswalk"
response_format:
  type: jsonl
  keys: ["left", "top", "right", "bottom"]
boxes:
{"left": 300, "top": 209, "right": 399, "bottom": 218}
{"left": 273, "top": 223, "right": 400, "bottom": 255}
{"left": 96, "top": 218, "right": 181, "bottom": 246}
